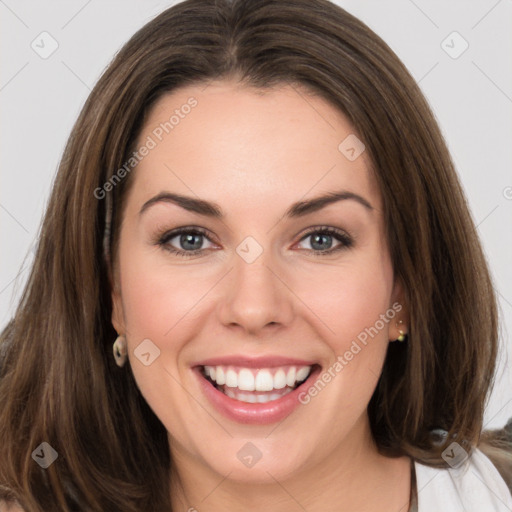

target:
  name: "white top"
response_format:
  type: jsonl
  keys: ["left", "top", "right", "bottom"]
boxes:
{"left": 414, "top": 447, "right": 512, "bottom": 511}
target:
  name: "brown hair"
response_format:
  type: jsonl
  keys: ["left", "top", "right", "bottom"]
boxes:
{"left": 1, "top": 0, "right": 510, "bottom": 509}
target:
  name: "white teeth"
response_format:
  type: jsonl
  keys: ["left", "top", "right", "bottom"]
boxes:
{"left": 224, "top": 386, "right": 294, "bottom": 403}
{"left": 286, "top": 367, "right": 296, "bottom": 387}
{"left": 273, "top": 369, "right": 287, "bottom": 389}
{"left": 255, "top": 369, "right": 274, "bottom": 391}
{"left": 215, "top": 366, "right": 226, "bottom": 385}
{"left": 203, "top": 364, "right": 312, "bottom": 392}
{"left": 296, "top": 367, "right": 310, "bottom": 382}
{"left": 238, "top": 369, "right": 255, "bottom": 391}
{"left": 224, "top": 388, "right": 259, "bottom": 403}
{"left": 225, "top": 368, "right": 238, "bottom": 388}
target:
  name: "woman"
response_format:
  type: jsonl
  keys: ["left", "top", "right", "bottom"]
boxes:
{"left": 1, "top": 0, "right": 511, "bottom": 510}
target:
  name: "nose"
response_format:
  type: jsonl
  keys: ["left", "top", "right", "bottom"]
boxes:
{"left": 217, "top": 249, "right": 294, "bottom": 336}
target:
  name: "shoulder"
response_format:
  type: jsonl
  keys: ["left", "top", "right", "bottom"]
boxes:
{"left": 414, "top": 446, "right": 512, "bottom": 511}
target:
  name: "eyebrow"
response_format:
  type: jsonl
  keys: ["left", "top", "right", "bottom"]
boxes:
{"left": 138, "top": 189, "right": 374, "bottom": 219}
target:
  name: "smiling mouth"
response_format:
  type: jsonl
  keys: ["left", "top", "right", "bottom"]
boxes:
{"left": 199, "top": 364, "right": 320, "bottom": 404}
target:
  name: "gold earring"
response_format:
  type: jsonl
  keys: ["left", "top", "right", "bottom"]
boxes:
{"left": 113, "top": 334, "right": 128, "bottom": 367}
{"left": 396, "top": 320, "right": 407, "bottom": 342}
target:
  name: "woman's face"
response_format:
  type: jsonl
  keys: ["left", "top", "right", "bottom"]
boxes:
{"left": 111, "top": 79, "right": 406, "bottom": 483}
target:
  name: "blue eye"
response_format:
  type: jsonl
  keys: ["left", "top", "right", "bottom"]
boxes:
{"left": 157, "top": 227, "right": 214, "bottom": 258}
{"left": 156, "top": 226, "right": 353, "bottom": 257}
{"left": 297, "top": 227, "right": 353, "bottom": 254}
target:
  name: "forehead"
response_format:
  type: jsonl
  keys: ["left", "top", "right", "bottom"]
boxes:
{"left": 128, "top": 80, "right": 380, "bottom": 216}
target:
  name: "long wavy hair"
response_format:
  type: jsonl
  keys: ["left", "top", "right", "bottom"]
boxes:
{"left": 1, "top": 0, "right": 510, "bottom": 509}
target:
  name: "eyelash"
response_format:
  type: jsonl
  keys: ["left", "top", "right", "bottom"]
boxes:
{"left": 154, "top": 225, "right": 353, "bottom": 258}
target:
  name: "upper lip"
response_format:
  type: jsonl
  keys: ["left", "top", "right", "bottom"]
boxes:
{"left": 192, "top": 355, "right": 318, "bottom": 369}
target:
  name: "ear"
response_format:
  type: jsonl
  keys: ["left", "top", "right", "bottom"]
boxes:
{"left": 110, "top": 274, "right": 125, "bottom": 335}
{"left": 389, "top": 277, "right": 409, "bottom": 341}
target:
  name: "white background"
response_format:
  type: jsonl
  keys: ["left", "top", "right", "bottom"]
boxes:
{"left": 1, "top": 0, "right": 511, "bottom": 429}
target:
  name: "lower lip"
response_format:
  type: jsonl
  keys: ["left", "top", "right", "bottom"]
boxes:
{"left": 194, "top": 366, "right": 321, "bottom": 425}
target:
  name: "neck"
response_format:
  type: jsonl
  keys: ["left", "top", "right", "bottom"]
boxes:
{"left": 169, "top": 415, "right": 412, "bottom": 512}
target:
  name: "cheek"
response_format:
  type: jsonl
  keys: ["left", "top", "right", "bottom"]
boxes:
{"left": 118, "top": 241, "right": 206, "bottom": 339}
{"left": 292, "top": 249, "right": 394, "bottom": 406}
{"left": 116, "top": 247, "right": 198, "bottom": 426}
{"left": 120, "top": 269, "right": 177, "bottom": 337}
{"left": 297, "top": 252, "right": 394, "bottom": 345}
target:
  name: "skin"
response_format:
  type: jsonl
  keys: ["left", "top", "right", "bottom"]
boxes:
{"left": 111, "top": 79, "right": 412, "bottom": 512}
